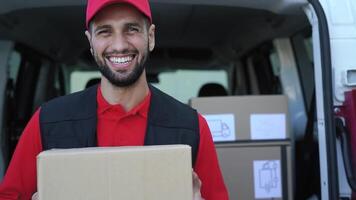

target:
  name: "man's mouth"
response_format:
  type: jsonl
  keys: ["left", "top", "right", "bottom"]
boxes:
{"left": 108, "top": 55, "right": 135, "bottom": 64}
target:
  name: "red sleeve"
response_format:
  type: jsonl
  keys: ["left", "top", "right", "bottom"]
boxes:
{"left": 0, "top": 109, "right": 42, "bottom": 200}
{"left": 194, "top": 114, "right": 229, "bottom": 200}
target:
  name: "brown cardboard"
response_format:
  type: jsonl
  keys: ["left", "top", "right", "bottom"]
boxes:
{"left": 37, "top": 145, "right": 192, "bottom": 200}
{"left": 190, "top": 95, "right": 290, "bottom": 141}
{"left": 216, "top": 142, "right": 293, "bottom": 200}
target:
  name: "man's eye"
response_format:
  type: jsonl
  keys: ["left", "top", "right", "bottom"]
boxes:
{"left": 128, "top": 27, "right": 139, "bottom": 32}
{"left": 96, "top": 30, "right": 109, "bottom": 35}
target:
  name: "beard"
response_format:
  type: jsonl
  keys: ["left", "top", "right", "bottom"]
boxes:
{"left": 93, "top": 47, "right": 149, "bottom": 87}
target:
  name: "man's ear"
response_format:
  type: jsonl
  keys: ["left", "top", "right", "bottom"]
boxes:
{"left": 85, "top": 30, "right": 92, "bottom": 43}
{"left": 148, "top": 24, "right": 155, "bottom": 52}
{"left": 85, "top": 30, "right": 94, "bottom": 55}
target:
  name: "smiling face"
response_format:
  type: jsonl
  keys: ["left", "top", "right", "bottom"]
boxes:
{"left": 85, "top": 4, "right": 155, "bottom": 87}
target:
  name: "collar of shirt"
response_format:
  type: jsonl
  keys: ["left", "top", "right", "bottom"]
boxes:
{"left": 96, "top": 85, "right": 151, "bottom": 119}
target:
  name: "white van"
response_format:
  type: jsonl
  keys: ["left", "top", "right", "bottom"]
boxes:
{"left": 0, "top": 0, "right": 355, "bottom": 199}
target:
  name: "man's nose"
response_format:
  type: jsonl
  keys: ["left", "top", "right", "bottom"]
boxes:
{"left": 110, "top": 33, "right": 130, "bottom": 52}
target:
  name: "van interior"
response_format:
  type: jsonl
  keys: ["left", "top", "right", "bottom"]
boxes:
{"left": 0, "top": 0, "right": 324, "bottom": 199}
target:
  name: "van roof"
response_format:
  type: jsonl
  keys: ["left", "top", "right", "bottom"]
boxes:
{"left": 0, "top": 0, "right": 309, "bottom": 70}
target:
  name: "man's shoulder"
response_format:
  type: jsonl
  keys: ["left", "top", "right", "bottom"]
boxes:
{"left": 40, "top": 85, "right": 97, "bottom": 123}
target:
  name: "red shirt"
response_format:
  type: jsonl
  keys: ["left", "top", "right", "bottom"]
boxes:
{"left": 0, "top": 88, "right": 229, "bottom": 200}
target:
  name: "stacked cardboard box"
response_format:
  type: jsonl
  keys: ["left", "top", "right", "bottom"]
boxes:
{"left": 190, "top": 95, "right": 290, "bottom": 142}
{"left": 190, "top": 95, "right": 293, "bottom": 199}
{"left": 216, "top": 142, "right": 293, "bottom": 200}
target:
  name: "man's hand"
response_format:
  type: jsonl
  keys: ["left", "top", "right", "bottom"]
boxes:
{"left": 32, "top": 192, "right": 38, "bottom": 200}
{"left": 193, "top": 171, "right": 205, "bottom": 200}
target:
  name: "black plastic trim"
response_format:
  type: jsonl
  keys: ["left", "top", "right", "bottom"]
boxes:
{"left": 335, "top": 117, "right": 356, "bottom": 191}
{"left": 281, "top": 146, "right": 289, "bottom": 199}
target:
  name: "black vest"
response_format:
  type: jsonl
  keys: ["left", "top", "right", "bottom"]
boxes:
{"left": 39, "top": 85, "right": 200, "bottom": 165}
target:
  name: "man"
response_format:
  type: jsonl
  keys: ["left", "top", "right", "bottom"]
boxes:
{"left": 0, "top": 0, "right": 229, "bottom": 199}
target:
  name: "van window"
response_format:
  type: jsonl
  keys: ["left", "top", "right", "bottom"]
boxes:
{"left": 8, "top": 50, "right": 21, "bottom": 85}
{"left": 291, "top": 33, "right": 314, "bottom": 111}
{"left": 304, "top": 37, "right": 313, "bottom": 63}
{"left": 269, "top": 50, "right": 281, "bottom": 77}
{"left": 152, "top": 69, "right": 228, "bottom": 104}
{"left": 244, "top": 45, "right": 282, "bottom": 95}
{"left": 70, "top": 71, "right": 101, "bottom": 93}
{"left": 69, "top": 69, "right": 228, "bottom": 104}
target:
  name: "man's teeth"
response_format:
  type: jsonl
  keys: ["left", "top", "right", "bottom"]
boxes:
{"left": 109, "top": 56, "right": 133, "bottom": 64}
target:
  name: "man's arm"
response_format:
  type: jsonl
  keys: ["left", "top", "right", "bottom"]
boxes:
{"left": 194, "top": 114, "right": 229, "bottom": 200}
{"left": 0, "top": 109, "right": 42, "bottom": 200}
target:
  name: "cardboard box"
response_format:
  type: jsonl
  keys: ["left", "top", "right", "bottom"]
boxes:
{"left": 190, "top": 95, "right": 290, "bottom": 142}
{"left": 37, "top": 145, "right": 192, "bottom": 200}
{"left": 216, "top": 141, "right": 293, "bottom": 200}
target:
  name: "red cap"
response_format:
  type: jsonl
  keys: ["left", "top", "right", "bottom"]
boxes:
{"left": 86, "top": 0, "right": 152, "bottom": 29}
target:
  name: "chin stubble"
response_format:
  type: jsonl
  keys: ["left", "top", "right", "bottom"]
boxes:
{"left": 93, "top": 47, "right": 149, "bottom": 87}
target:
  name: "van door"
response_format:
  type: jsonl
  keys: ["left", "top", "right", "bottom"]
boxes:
{"left": 0, "top": 41, "right": 64, "bottom": 179}
{"left": 306, "top": 0, "right": 356, "bottom": 199}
